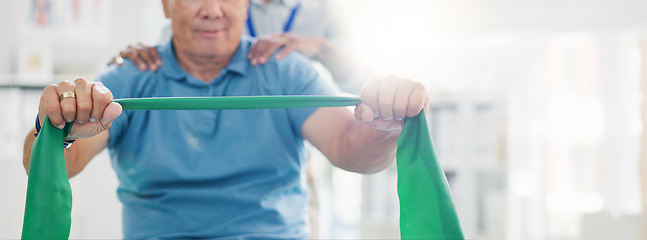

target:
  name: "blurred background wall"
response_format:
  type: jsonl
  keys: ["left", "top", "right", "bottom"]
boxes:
{"left": 2, "top": 0, "right": 647, "bottom": 239}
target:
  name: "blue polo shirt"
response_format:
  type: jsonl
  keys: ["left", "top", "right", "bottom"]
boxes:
{"left": 97, "top": 37, "right": 336, "bottom": 239}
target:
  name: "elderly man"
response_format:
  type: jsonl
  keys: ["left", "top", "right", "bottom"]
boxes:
{"left": 22, "top": 0, "right": 427, "bottom": 239}
{"left": 114, "top": 0, "right": 368, "bottom": 93}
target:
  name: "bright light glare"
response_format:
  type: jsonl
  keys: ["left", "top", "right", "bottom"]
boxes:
{"left": 547, "top": 95, "right": 604, "bottom": 145}
{"left": 342, "top": 0, "right": 437, "bottom": 76}
{"left": 545, "top": 193, "right": 604, "bottom": 213}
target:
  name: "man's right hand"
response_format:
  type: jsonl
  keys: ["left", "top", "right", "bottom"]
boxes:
{"left": 38, "top": 78, "right": 122, "bottom": 140}
{"left": 110, "top": 43, "right": 162, "bottom": 72}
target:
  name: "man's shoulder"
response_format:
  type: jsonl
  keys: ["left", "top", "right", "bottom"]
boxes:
{"left": 271, "top": 51, "right": 314, "bottom": 72}
{"left": 240, "top": 36, "right": 313, "bottom": 73}
{"left": 101, "top": 59, "right": 156, "bottom": 83}
{"left": 98, "top": 59, "right": 161, "bottom": 98}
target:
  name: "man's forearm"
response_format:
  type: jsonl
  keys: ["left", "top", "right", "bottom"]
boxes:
{"left": 22, "top": 128, "right": 102, "bottom": 178}
{"left": 22, "top": 128, "right": 38, "bottom": 174}
{"left": 335, "top": 122, "right": 400, "bottom": 174}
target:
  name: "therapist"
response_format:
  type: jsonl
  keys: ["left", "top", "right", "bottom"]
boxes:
{"left": 22, "top": 0, "right": 427, "bottom": 238}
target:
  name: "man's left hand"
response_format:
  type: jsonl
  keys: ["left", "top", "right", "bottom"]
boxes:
{"left": 354, "top": 75, "right": 429, "bottom": 131}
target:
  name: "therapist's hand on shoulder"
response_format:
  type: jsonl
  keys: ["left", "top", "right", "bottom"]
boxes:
{"left": 38, "top": 78, "right": 122, "bottom": 140}
{"left": 111, "top": 42, "right": 162, "bottom": 72}
{"left": 354, "top": 75, "right": 429, "bottom": 131}
{"left": 248, "top": 33, "right": 327, "bottom": 66}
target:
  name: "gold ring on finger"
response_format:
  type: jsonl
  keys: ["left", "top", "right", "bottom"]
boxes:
{"left": 59, "top": 92, "right": 76, "bottom": 101}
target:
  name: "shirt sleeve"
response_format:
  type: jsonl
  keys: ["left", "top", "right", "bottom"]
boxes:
{"left": 95, "top": 60, "right": 153, "bottom": 148}
{"left": 275, "top": 51, "right": 338, "bottom": 136}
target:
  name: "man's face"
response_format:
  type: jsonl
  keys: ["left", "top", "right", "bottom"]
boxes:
{"left": 162, "top": 0, "right": 248, "bottom": 59}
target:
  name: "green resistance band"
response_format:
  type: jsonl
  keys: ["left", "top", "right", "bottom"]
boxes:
{"left": 22, "top": 95, "right": 463, "bottom": 240}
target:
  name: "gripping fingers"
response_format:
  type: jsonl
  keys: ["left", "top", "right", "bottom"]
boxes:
{"left": 74, "top": 78, "right": 93, "bottom": 124}
{"left": 57, "top": 81, "right": 78, "bottom": 124}
{"left": 42, "top": 85, "right": 66, "bottom": 129}
{"left": 393, "top": 82, "right": 416, "bottom": 121}
{"left": 359, "top": 76, "right": 429, "bottom": 123}
{"left": 354, "top": 103, "right": 377, "bottom": 123}
{"left": 359, "top": 77, "right": 381, "bottom": 119}
{"left": 377, "top": 78, "right": 398, "bottom": 121}
{"left": 101, "top": 102, "right": 123, "bottom": 127}
{"left": 407, "top": 83, "right": 428, "bottom": 118}
{"left": 90, "top": 82, "right": 113, "bottom": 124}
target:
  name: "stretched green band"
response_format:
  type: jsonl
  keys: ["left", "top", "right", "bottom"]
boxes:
{"left": 23, "top": 96, "right": 463, "bottom": 240}
{"left": 114, "top": 95, "right": 362, "bottom": 110}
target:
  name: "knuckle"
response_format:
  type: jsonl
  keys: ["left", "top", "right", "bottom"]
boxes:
{"left": 407, "top": 101, "right": 424, "bottom": 116}
{"left": 77, "top": 102, "right": 92, "bottom": 113}
{"left": 409, "top": 93, "right": 424, "bottom": 106}
{"left": 411, "top": 100, "right": 424, "bottom": 111}
{"left": 378, "top": 99, "right": 391, "bottom": 110}
{"left": 414, "top": 81, "right": 426, "bottom": 91}
{"left": 378, "top": 95, "right": 390, "bottom": 106}
{"left": 58, "top": 80, "right": 73, "bottom": 88}
{"left": 74, "top": 77, "right": 87, "bottom": 85}
{"left": 379, "top": 106, "right": 392, "bottom": 115}
{"left": 60, "top": 104, "right": 76, "bottom": 116}
{"left": 45, "top": 104, "right": 59, "bottom": 114}
{"left": 394, "top": 104, "right": 408, "bottom": 115}
{"left": 48, "top": 117, "right": 62, "bottom": 125}
{"left": 359, "top": 89, "right": 375, "bottom": 102}
{"left": 416, "top": 92, "right": 427, "bottom": 102}
{"left": 369, "top": 76, "right": 384, "bottom": 85}
{"left": 44, "top": 84, "right": 57, "bottom": 92}
{"left": 96, "top": 91, "right": 112, "bottom": 103}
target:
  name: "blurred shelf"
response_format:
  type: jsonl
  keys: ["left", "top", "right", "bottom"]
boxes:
{"left": 0, "top": 84, "right": 47, "bottom": 90}
{"left": 0, "top": 73, "right": 97, "bottom": 90}
{"left": 425, "top": 92, "right": 507, "bottom": 239}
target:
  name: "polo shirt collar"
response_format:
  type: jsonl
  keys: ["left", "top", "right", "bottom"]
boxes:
{"left": 158, "top": 38, "right": 250, "bottom": 83}
{"left": 226, "top": 39, "right": 249, "bottom": 76}
{"left": 158, "top": 39, "right": 184, "bottom": 81}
